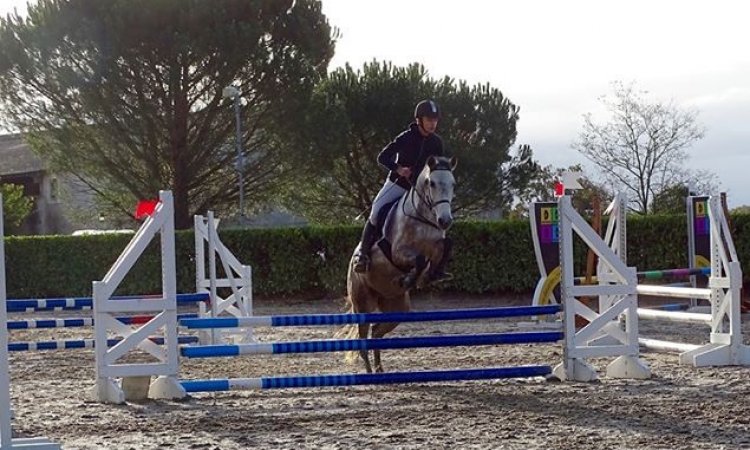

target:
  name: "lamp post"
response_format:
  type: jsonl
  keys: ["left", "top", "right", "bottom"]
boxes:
{"left": 222, "top": 85, "right": 244, "bottom": 219}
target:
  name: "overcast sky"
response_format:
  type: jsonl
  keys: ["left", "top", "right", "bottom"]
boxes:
{"left": 3, "top": 0, "right": 749, "bottom": 206}
{"left": 320, "top": 0, "right": 750, "bottom": 207}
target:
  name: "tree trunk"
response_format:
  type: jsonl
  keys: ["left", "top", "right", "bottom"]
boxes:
{"left": 171, "top": 80, "right": 192, "bottom": 230}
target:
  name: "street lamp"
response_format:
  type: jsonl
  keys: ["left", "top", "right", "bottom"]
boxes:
{"left": 222, "top": 85, "right": 244, "bottom": 219}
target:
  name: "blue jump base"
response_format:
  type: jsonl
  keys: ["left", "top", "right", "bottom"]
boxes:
{"left": 180, "top": 365, "right": 553, "bottom": 392}
{"left": 180, "top": 305, "right": 562, "bottom": 329}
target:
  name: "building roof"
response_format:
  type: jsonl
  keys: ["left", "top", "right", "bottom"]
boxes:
{"left": 0, "top": 133, "right": 46, "bottom": 176}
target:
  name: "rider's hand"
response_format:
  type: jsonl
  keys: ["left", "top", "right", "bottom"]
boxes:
{"left": 396, "top": 166, "right": 412, "bottom": 178}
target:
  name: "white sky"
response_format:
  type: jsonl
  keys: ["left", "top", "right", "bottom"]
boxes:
{"left": 320, "top": 0, "right": 750, "bottom": 207}
{"left": 2, "top": 0, "right": 749, "bottom": 206}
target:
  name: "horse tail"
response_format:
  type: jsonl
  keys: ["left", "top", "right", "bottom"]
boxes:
{"left": 337, "top": 323, "right": 361, "bottom": 365}
{"left": 333, "top": 296, "right": 361, "bottom": 364}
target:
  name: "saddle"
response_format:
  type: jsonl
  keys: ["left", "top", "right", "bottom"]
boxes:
{"left": 373, "top": 198, "right": 411, "bottom": 273}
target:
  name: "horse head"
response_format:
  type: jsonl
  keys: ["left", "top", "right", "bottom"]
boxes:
{"left": 417, "top": 155, "right": 458, "bottom": 231}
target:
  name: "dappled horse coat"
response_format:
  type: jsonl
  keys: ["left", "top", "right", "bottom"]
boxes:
{"left": 341, "top": 155, "right": 457, "bottom": 373}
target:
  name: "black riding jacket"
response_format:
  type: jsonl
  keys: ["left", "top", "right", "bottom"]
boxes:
{"left": 377, "top": 123, "right": 446, "bottom": 189}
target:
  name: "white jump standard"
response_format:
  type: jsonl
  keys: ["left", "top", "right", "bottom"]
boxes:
{"left": 90, "top": 191, "right": 254, "bottom": 403}
{"left": 91, "top": 191, "right": 186, "bottom": 404}
{"left": 194, "top": 212, "right": 253, "bottom": 344}
{"left": 603, "top": 194, "right": 750, "bottom": 366}
{"left": 554, "top": 196, "right": 651, "bottom": 381}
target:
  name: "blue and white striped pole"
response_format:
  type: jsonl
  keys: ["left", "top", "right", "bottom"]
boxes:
{"left": 6, "top": 292, "right": 209, "bottom": 313}
{"left": 180, "top": 331, "right": 563, "bottom": 358}
{"left": 6, "top": 313, "right": 198, "bottom": 330}
{"left": 8, "top": 335, "right": 199, "bottom": 352}
{"left": 180, "top": 305, "right": 562, "bottom": 329}
{"left": 181, "top": 365, "right": 553, "bottom": 392}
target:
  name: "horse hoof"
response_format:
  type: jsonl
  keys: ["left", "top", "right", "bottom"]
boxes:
{"left": 399, "top": 277, "right": 415, "bottom": 289}
{"left": 429, "top": 272, "right": 453, "bottom": 284}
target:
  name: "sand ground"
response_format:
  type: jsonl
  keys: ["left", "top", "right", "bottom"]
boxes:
{"left": 6, "top": 293, "right": 750, "bottom": 450}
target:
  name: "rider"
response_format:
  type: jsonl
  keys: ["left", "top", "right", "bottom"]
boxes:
{"left": 352, "top": 99, "right": 452, "bottom": 281}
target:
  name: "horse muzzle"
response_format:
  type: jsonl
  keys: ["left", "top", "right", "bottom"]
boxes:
{"left": 432, "top": 199, "right": 453, "bottom": 230}
{"left": 437, "top": 216, "right": 453, "bottom": 230}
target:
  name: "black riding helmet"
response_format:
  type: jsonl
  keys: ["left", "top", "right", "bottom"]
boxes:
{"left": 414, "top": 99, "right": 441, "bottom": 120}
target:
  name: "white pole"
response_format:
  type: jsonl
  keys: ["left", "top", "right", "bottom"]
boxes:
{"left": 207, "top": 211, "right": 219, "bottom": 344}
{"left": 635, "top": 285, "right": 712, "bottom": 300}
{"left": 638, "top": 338, "right": 701, "bottom": 354}
{"left": 636, "top": 308, "right": 712, "bottom": 324}
{"left": 0, "top": 194, "right": 12, "bottom": 450}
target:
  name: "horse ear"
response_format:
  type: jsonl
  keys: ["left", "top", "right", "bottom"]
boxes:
{"left": 427, "top": 155, "right": 437, "bottom": 170}
{"left": 450, "top": 156, "right": 458, "bottom": 171}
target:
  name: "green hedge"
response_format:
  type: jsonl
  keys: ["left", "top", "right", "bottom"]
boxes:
{"left": 4, "top": 213, "right": 750, "bottom": 300}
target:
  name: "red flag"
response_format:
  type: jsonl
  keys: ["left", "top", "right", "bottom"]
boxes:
{"left": 554, "top": 181, "right": 565, "bottom": 197}
{"left": 135, "top": 198, "right": 159, "bottom": 219}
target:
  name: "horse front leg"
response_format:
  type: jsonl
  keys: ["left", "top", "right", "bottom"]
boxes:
{"left": 357, "top": 323, "right": 373, "bottom": 373}
{"left": 427, "top": 237, "right": 453, "bottom": 284}
{"left": 400, "top": 254, "right": 428, "bottom": 289}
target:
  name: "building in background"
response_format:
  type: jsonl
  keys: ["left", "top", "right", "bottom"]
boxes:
{"left": 0, "top": 133, "right": 101, "bottom": 235}
{"left": 0, "top": 133, "right": 308, "bottom": 235}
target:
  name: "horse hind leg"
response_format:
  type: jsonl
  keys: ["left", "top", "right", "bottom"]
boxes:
{"left": 335, "top": 322, "right": 372, "bottom": 372}
{"left": 371, "top": 293, "right": 411, "bottom": 373}
{"left": 357, "top": 323, "right": 374, "bottom": 373}
{"left": 370, "top": 322, "right": 398, "bottom": 373}
{"left": 346, "top": 276, "right": 378, "bottom": 373}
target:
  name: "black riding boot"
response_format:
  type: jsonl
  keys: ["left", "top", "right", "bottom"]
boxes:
{"left": 429, "top": 237, "right": 453, "bottom": 283}
{"left": 353, "top": 221, "right": 379, "bottom": 273}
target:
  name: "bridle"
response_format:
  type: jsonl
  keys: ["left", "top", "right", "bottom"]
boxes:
{"left": 402, "top": 167, "right": 453, "bottom": 229}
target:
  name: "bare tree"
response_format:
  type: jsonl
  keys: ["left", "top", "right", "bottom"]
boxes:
{"left": 573, "top": 81, "right": 705, "bottom": 214}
